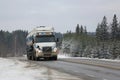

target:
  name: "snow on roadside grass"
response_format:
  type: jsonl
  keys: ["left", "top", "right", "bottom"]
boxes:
{"left": 0, "top": 58, "right": 81, "bottom": 80}
{"left": 69, "top": 57, "right": 120, "bottom": 62}
{"left": 58, "top": 53, "right": 120, "bottom": 62}
{"left": 58, "top": 53, "right": 71, "bottom": 58}
{"left": 0, "top": 58, "right": 42, "bottom": 80}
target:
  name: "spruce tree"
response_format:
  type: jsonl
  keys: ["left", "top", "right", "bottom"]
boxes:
{"left": 118, "top": 22, "right": 120, "bottom": 40}
{"left": 96, "top": 16, "right": 108, "bottom": 41}
{"left": 100, "top": 16, "right": 109, "bottom": 41}
{"left": 80, "top": 25, "right": 83, "bottom": 34}
{"left": 111, "top": 14, "right": 118, "bottom": 41}
{"left": 110, "top": 14, "right": 120, "bottom": 59}
{"left": 96, "top": 16, "right": 109, "bottom": 58}
{"left": 75, "top": 24, "right": 80, "bottom": 35}
{"left": 96, "top": 23, "right": 101, "bottom": 40}
{"left": 84, "top": 26, "right": 87, "bottom": 35}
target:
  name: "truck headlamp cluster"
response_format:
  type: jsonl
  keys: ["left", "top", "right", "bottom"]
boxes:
{"left": 36, "top": 46, "right": 42, "bottom": 50}
{"left": 36, "top": 49, "right": 42, "bottom": 53}
{"left": 34, "top": 45, "right": 42, "bottom": 51}
{"left": 53, "top": 47, "right": 57, "bottom": 52}
{"left": 35, "top": 46, "right": 42, "bottom": 53}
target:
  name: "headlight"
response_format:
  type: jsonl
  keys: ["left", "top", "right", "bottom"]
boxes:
{"left": 53, "top": 47, "right": 57, "bottom": 52}
{"left": 35, "top": 46, "right": 42, "bottom": 53}
{"left": 34, "top": 45, "right": 41, "bottom": 50}
{"left": 36, "top": 49, "right": 42, "bottom": 53}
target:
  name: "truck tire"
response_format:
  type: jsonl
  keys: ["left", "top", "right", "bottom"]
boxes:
{"left": 34, "top": 57, "right": 39, "bottom": 61}
{"left": 31, "top": 50, "right": 38, "bottom": 61}
{"left": 31, "top": 54, "right": 39, "bottom": 61}
{"left": 27, "top": 53, "right": 32, "bottom": 60}
{"left": 31, "top": 55, "right": 34, "bottom": 60}
{"left": 31, "top": 55, "right": 38, "bottom": 61}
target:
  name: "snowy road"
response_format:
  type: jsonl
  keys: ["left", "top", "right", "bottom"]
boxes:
{"left": 0, "top": 58, "right": 81, "bottom": 80}
{"left": 16, "top": 55, "right": 120, "bottom": 80}
{"left": 1, "top": 56, "right": 120, "bottom": 80}
{"left": 33, "top": 59, "right": 120, "bottom": 80}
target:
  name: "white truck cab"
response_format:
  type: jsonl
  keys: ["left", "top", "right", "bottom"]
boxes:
{"left": 26, "top": 26, "right": 59, "bottom": 60}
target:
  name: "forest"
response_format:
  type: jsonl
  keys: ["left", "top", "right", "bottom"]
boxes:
{"left": 0, "top": 30, "right": 28, "bottom": 57}
{"left": 63, "top": 14, "right": 120, "bottom": 59}
{"left": 0, "top": 14, "right": 120, "bottom": 59}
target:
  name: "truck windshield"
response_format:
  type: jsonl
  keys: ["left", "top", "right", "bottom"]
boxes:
{"left": 35, "top": 36, "right": 55, "bottom": 42}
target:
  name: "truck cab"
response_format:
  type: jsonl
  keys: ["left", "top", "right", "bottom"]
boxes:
{"left": 26, "top": 26, "right": 59, "bottom": 60}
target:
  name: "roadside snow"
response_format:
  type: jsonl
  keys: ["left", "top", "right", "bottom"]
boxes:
{"left": 0, "top": 58, "right": 81, "bottom": 80}
{"left": 58, "top": 54, "right": 120, "bottom": 62}
{"left": 0, "top": 58, "right": 42, "bottom": 80}
{"left": 73, "top": 57, "right": 120, "bottom": 62}
{"left": 58, "top": 54, "right": 71, "bottom": 58}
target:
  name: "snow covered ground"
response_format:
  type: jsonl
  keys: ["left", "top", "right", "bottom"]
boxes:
{"left": 58, "top": 53, "right": 70, "bottom": 58}
{"left": 1, "top": 54, "right": 119, "bottom": 80}
{"left": 58, "top": 54, "right": 120, "bottom": 70}
{"left": 58, "top": 53, "right": 120, "bottom": 62}
{"left": 0, "top": 58, "right": 81, "bottom": 80}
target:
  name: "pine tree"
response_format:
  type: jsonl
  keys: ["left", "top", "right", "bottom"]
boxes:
{"left": 110, "top": 14, "right": 120, "bottom": 59}
{"left": 111, "top": 14, "right": 118, "bottom": 41}
{"left": 75, "top": 24, "right": 80, "bottom": 35}
{"left": 96, "top": 16, "right": 109, "bottom": 58}
{"left": 100, "top": 16, "right": 109, "bottom": 41}
{"left": 84, "top": 26, "right": 87, "bottom": 35}
{"left": 80, "top": 25, "right": 83, "bottom": 34}
{"left": 118, "top": 22, "right": 120, "bottom": 40}
{"left": 96, "top": 16, "right": 109, "bottom": 41}
{"left": 96, "top": 23, "right": 101, "bottom": 40}
{"left": 96, "top": 16, "right": 109, "bottom": 42}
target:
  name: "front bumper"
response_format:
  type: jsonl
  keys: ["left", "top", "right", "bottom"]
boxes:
{"left": 35, "top": 51, "right": 59, "bottom": 57}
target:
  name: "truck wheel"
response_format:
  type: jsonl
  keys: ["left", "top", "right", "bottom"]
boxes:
{"left": 34, "top": 57, "right": 39, "bottom": 61}
{"left": 31, "top": 55, "right": 34, "bottom": 60}
{"left": 31, "top": 54, "right": 39, "bottom": 61}
{"left": 31, "top": 51, "right": 37, "bottom": 61}
{"left": 27, "top": 53, "right": 32, "bottom": 60}
{"left": 28, "top": 56, "right": 32, "bottom": 60}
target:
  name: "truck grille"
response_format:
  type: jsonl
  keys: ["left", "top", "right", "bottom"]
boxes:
{"left": 42, "top": 47, "right": 52, "bottom": 52}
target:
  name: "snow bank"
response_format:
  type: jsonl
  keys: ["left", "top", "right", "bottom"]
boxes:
{"left": 58, "top": 53, "right": 71, "bottom": 58}
{"left": 0, "top": 58, "right": 43, "bottom": 80}
{"left": 0, "top": 58, "right": 81, "bottom": 80}
{"left": 70, "top": 57, "right": 120, "bottom": 62}
{"left": 58, "top": 53, "right": 120, "bottom": 62}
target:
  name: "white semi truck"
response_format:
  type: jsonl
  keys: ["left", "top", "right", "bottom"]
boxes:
{"left": 26, "top": 26, "right": 59, "bottom": 60}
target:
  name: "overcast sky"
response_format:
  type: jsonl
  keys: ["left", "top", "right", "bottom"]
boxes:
{"left": 0, "top": 0, "right": 120, "bottom": 33}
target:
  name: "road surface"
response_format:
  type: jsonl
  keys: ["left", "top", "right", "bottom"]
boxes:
{"left": 16, "top": 57, "right": 120, "bottom": 80}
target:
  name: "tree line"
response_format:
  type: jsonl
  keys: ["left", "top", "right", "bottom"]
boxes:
{"left": 0, "top": 30, "right": 28, "bottom": 57}
{"left": 63, "top": 14, "right": 120, "bottom": 59}
{"left": 96, "top": 14, "right": 120, "bottom": 41}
